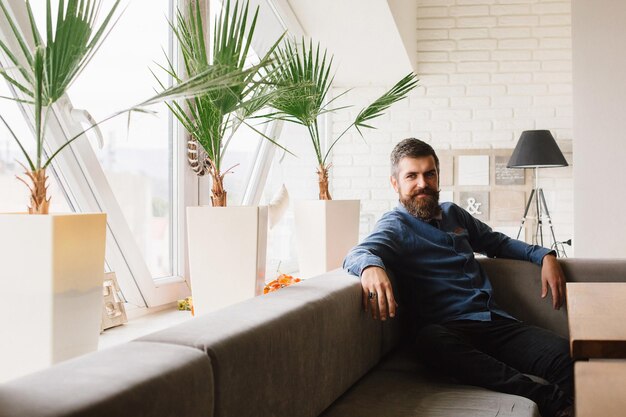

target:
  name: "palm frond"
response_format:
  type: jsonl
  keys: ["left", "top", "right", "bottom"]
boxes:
{"left": 142, "top": 63, "right": 265, "bottom": 108}
{"left": 0, "top": 66, "right": 33, "bottom": 98}
{"left": 322, "top": 73, "right": 419, "bottom": 165}
{"left": 0, "top": 114, "right": 35, "bottom": 171}
{"left": 0, "top": 1, "right": 34, "bottom": 69}
{"left": 240, "top": 118, "right": 294, "bottom": 157}
{"left": 44, "top": 59, "right": 257, "bottom": 170}
{"left": 265, "top": 38, "right": 338, "bottom": 164}
{"left": 0, "top": 94, "right": 33, "bottom": 104}
{"left": 268, "top": 39, "right": 333, "bottom": 128}
{"left": 353, "top": 73, "right": 419, "bottom": 134}
{"left": 160, "top": 0, "right": 287, "bottom": 174}
{"left": 40, "top": 0, "right": 123, "bottom": 103}
{"left": 0, "top": 0, "right": 123, "bottom": 171}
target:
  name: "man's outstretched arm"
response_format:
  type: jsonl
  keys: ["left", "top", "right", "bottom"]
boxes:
{"left": 343, "top": 216, "right": 402, "bottom": 321}
{"left": 459, "top": 205, "right": 567, "bottom": 310}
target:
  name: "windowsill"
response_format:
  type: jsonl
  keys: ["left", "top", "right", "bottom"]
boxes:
{"left": 98, "top": 275, "right": 308, "bottom": 351}
{"left": 98, "top": 305, "right": 194, "bottom": 351}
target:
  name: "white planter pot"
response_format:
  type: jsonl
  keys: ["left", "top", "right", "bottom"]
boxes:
{"left": 0, "top": 213, "right": 106, "bottom": 382}
{"left": 186, "top": 206, "right": 267, "bottom": 316}
{"left": 294, "top": 200, "right": 360, "bottom": 278}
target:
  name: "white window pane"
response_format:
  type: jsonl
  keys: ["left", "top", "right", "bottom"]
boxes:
{"left": 65, "top": 0, "right": 173, "bottom": 279}
{"left": 222, "top": 122, "right": 264, "bottom": 205}
{"left": 262, "top": 163, "right": 298, "bottom": 278}
{"left": 261, "top": 122, "right": 321, "bottom": 279}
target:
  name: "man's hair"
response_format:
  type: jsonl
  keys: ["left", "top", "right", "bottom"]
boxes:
{"left": 390, "top": 138, "right": 440, "bottom": 177}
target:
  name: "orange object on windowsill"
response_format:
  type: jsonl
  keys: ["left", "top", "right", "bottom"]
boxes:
{"left": 263, "top": 274, "right": 301, "bottom": 294}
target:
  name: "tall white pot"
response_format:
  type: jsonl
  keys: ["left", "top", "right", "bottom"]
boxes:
{"left": 186, "top": 206, "right": 267, "bottom": 316}
{"left": 0, "top": 213, "right": 106, "bottom": 382}
{"left": 294, "top": 200, "right": 360, "bottom": 278}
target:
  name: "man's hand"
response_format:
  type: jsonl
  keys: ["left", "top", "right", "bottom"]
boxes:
{"left": 541, "top": 254, "right": 567, "bottom": 309}
{"left": 361, "top": 266, "right": 397, "bottom": 320}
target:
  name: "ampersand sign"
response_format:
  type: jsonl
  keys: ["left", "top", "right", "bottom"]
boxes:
{"left": 466, "top": 197, "right": 482, "bottom": 215}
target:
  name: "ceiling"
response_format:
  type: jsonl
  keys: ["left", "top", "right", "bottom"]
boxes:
{"left": 271, "top": 0, "right": 416, "bottom": 87}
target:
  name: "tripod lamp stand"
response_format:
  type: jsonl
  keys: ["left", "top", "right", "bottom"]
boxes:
{"left": 507, "top": 130, "right": 568, "bottom": 256}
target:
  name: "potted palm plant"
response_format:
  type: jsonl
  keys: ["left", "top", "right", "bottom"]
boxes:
{"left": 0, "top": 0, "right": 261, "bottom": 381}
{"left": 0, "top": 0, "right": 121, "bottom": 382}
{"left": 267, "top": 39, "right": 418, "bottom": 277}
{"left": 160, "top": 0, "right": 287, "bottom": 315}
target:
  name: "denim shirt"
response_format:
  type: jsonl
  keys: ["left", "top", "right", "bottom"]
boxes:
{"left": 343, "top": 202, "right": 551, "bottom": 329}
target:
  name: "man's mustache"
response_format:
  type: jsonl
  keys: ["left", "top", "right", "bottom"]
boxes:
{"left": 410, "top": 188, "right": 439, "bottom": 198}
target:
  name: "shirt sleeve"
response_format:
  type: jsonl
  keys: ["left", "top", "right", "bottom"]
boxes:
{"left": 456, "top": 205, "right": 552, "bottom": 266}
{"left": 343, "top": 214, "right": 403, "bottom": 277}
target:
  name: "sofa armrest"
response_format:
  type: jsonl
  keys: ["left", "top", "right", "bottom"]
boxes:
{"left": 559, "top": 258, "right": 626, "bottom": 283}
{"left": 0, "top": 341, "right": 213, "bottom": 417}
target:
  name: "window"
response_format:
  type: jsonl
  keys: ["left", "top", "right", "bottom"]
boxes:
{"left": 0, "top": 0, "right": 188, "bottom": 310}
{"left": 65, "top": 0, "right": 175, "bottom": 279}
{"left": 1, "top": 0, "right": 309, "bottom": 310}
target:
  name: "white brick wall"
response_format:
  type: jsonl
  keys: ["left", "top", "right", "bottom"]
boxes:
{"left": 328, "top": 0, "right": 574, "bottom": 255}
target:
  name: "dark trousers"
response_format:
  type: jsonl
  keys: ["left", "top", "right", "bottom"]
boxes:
{"left": 415, "top": 316, "right": 574, "bottom": 417}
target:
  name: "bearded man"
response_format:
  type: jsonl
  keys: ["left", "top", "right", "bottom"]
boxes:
{"left": 343, "top": 138, "right": 574, "bottom": 417}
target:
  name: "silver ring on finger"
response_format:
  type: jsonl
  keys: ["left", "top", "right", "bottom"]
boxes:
{"left": 368, "top": 291, "right": 377, "bottom": 299}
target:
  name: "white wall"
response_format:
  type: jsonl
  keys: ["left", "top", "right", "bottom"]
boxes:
{"left": 328, "top": 0, "right": 574, "bottom": 251}
{"left": 572, "top": 0, "right": 626, "bottom": 258}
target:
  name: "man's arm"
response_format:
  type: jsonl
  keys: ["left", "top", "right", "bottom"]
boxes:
{"left": 456, "top": 205, "right": 567, "bottom": 309}
{"left": 460, "top": 206, "right": 550, "bottom": 264}
{"left": 343, "top": 216, "right": 402, "bottom": 321}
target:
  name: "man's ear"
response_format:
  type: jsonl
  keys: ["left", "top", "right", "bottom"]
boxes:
{"left": 390, "top": 175, "right": 399, "bottom": 193}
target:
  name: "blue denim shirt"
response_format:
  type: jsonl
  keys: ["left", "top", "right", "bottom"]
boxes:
{"left": 343, "top": 202, "right": 551, "bottom": 329}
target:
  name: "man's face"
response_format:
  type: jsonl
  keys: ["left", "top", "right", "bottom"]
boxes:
{"left": 390, "top": 156, "right": 441, "bottom": 220}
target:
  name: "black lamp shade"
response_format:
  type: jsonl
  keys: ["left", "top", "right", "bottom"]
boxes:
{"left": 507, "top": 130, "right": 568, "bottom": 168}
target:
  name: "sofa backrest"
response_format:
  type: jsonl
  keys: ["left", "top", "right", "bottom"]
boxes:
{"left": 480, "top": 258, "right": 626, "bottom": 339}
{"left": 139, "top": 269, "right": 381, "bottom": 417}
{"left": 480, "top": 258, "right": 568, "bottom": 337}
{"left": 382, "top": 258, "right": 626, "bottom": 344}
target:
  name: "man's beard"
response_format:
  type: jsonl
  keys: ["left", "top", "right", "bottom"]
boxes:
{"left": 400, "top": 187, "right": 441, "bottom": 220}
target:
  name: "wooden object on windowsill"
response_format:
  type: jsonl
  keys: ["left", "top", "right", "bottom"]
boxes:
{"left": 101, "top": 272, "right": 127, "bottom": 331}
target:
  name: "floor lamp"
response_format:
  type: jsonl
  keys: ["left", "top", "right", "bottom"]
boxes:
{"left": 507, "top": 130, "right": 568, "bottom": 256}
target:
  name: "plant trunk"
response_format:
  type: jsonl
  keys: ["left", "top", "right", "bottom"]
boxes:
{"left": 24, "top": 168, "right": 50, "bottom": 214}
{"left": 317, "top": 164, "right": 332, "bottom": 200}
{"left": 210, "top": 170, "right": 227, "bottom": 207}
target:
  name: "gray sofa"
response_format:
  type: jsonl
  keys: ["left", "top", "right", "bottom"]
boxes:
{"left": 1, "top": 258, "right": 625, "bottom": 417}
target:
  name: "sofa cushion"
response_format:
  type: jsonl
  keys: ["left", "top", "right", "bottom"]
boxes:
{"left": 0, "top": 341, "right": 213, "bottom": 417}
{"left": 139, "top": 269, "right": 381, "bottom": 417}
{"left": 320, "top": 346, "right": 540, "bottom": 417}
